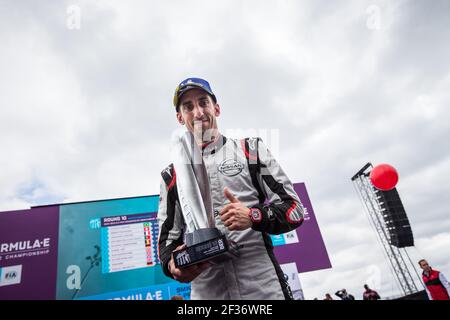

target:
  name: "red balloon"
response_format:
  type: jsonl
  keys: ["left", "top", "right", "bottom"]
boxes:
{"left": 370, "top": 164, "right": 399, "bottom": 191}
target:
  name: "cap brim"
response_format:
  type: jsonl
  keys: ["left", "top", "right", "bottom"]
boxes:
{"left": 174, "top": 84, "right": 214, "bottom": 107}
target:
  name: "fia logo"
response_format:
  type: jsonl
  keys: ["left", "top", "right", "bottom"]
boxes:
{"left": 0, "top": 265, "right": 22, "bottom": 287}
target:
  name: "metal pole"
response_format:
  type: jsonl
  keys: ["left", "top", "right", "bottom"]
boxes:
{"left": 403, "top": 248, "right": 426, "bottom": 291}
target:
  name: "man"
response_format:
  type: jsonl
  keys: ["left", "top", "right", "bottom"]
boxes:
{"left": 157, "top": 77, "right": 305, "bottom": 299}
{"left": 324, "top": 293, "right": 333, "bottom": 300}
{"left": 419, "top": 259, "right": 450, "bottom": 300}
{"left": 335, "top": 289, "right": 355, "bottom": 300}
{"left": 362, "top": 284, "right": 380, "bottom": 300}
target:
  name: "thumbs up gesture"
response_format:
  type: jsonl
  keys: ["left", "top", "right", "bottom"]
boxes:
{"left": 220, "top": 187, "right": 252, "bottom": 231}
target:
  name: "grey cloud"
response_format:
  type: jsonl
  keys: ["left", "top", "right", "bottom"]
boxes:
{"left": 1, "top": 0, "right": 449, "bottom": 299}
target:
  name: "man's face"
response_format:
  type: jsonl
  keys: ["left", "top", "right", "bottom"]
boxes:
{"left": 420, "top": 260, "right": 431, "bottom": 272}
{"left": 176, "top": 88, "right": 220, "bottom": 142}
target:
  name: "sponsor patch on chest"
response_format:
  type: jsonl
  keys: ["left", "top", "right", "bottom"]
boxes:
{"left": 218, "top": 159, "right": 244, "bottom": 176}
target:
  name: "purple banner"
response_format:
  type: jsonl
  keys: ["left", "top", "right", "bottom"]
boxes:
{"left": 0, "top": 206, "right": 59, "bottom": 300}
{"left": 101, "top": 212, "right": 157, "bottom": 227}
{"left": 274, "top": 183, "right": 332, "bottom": 273}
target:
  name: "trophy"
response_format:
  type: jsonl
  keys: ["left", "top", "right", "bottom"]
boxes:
{"left": 171, "top": 131, "right": 240, "bottom": 269}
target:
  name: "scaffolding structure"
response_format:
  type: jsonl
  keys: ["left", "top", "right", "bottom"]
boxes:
{"left": 351, "top": 163, "right": 420, "bottom": 296}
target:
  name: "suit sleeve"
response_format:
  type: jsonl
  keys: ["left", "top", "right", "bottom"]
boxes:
{"left": 250, "top": 138, "right": 305, "bottom": 235}
{"left": 157, "top": 177, "right": 185, "bottom": 279}
{"left": 439, "top": 272, "right": 450, "bottom": 297}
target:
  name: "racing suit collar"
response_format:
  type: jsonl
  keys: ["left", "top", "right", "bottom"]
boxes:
{"left": 201, "top": 134, "right": 227, "bottom": 155}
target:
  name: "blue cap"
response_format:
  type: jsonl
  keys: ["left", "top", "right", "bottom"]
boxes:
{"left": 173, "top": 77, "right": 216, "bottom": 109}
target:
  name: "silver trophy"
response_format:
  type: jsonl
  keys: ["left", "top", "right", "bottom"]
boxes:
{"left": 171, "top": 131, "right": 240, "bottom": 269}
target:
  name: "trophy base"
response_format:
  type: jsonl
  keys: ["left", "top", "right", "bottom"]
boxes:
{"left": 173, "top": 228, "right": 240, "bottom": 269}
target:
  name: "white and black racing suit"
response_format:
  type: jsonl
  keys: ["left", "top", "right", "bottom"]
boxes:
{"left": 157, "top": 135, "right": 305, "bottom": 300}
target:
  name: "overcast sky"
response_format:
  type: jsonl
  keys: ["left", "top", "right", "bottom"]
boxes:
{"left": 1, "top": 0, "right": 450, "bottom": 300}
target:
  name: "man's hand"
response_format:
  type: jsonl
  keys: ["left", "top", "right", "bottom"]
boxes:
{"left": 219, "top": 187, "right": 252, "bottom": 231}
{"left": 169, "top": 244, "right": 212, "bottom": 283}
